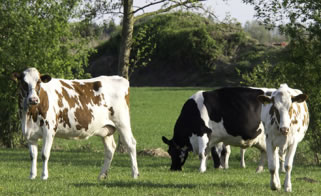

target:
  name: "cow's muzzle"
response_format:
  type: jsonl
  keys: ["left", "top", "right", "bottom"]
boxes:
{"left": 280, "top": 127, "right": 289, "bottom": 136}
{"left": 28, "top": 97, "right": 39, "bottom": 105}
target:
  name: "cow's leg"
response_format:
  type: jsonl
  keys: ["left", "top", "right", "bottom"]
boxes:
{"left": 280, "top": 150, "right": 286, "bottom": 173}
{"left": 98, "top": 135, "right": 116, "bottom": 180}
{"left": 29, "top": 141, "right": 38, "bottom": 179}
{"left": 284, "top": 142, "right": 298, "bottom": 192}
{"left": 256, "top": 149, "right": 266, "bottom": 173}
{"left": 199, "top": 151, "right": 207, "bottom": 173}
{"left": 119, "top": 130, "right": 139, "bottom": 178}
{"left": 240, "top": 148, "right": 246, "bottom": 168}
{"left": 267, "top": 141, "right": 281, "bottom": 191}
{"left": 223, "top": 145, "right": 231, "bottom": 169}
{"left": 41, "top": 132, "right": 54, "bottom": 180}
{"left": 198, "top": 135, "right": 209, "bottom": 173}
{"left": 211, "top": 146, "right": 222, "bottom": 169}
{"left": 115, "top": 111, "right": 139, "bottom": 179}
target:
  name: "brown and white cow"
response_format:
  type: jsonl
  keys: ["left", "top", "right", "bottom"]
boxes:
{"left": 258, "top": 84, "right": 309, "bottom": 192}
{"left": 12, "top": 67, "right": 139, "bottom": 180}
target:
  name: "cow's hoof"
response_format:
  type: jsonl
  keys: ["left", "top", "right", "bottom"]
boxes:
{"left": 98, "top": 173, "right": 108, "bottom": 181}
{"left": 132, "top": 173, "right": 139, "bottom": 179}
{"left": 41, "top": 175, "right": 48, "bottom": 180}
{"left": 285, "top": 185, "right": 292, "bottom": 192}
{"left": 256, "top": 166, "right": 264, "bottom": 173}
{"left": 29, "top": 175, "right": 36, "bottom": 180}
{"left": 270, "top": 183, "right": 281, "bottom": 191}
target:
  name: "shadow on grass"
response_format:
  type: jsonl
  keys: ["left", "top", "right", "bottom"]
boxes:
{"left": 73, "top": 180, "right": 197, "bottom": 189}
{"left": 73, "top": 180, "right": 249, "bottom": 190}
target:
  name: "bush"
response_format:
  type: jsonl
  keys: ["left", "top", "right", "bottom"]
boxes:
{"left": 0, "top": 0, "right": 93, "bottom": 147}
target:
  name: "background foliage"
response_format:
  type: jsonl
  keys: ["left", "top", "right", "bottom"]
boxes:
{"left": 0, "top": 0, "right": 93, "bottom": 147}
{"left": 241, "top": 0, "right": 321, "bottom": 156}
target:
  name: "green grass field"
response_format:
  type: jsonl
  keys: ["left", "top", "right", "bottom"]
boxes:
{"left": 0, "top": 87, "right": 320, "bottom": 195}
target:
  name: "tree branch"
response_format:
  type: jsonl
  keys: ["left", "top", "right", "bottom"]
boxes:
{"left": 133, "top": 0, "right": 167, "bottom": 14}
{"left": 134, "top": 0, "right": 205, "bottom": 21}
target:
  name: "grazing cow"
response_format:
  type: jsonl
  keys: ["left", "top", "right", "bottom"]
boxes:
{"left": 162, "top": 87, "right": 275, "bottom": 173}
{"left": 257, "top": 84, "right": 309, "bottom": 192}
{"left": 11, "top": 67, "right": 139, "bottom": 180}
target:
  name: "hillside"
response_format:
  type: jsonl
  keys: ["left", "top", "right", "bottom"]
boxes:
{"left": 88, "top": 12, "right": 281, "bottom": 87}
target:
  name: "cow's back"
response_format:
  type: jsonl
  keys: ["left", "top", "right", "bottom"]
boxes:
{"left": 41, "top": 75, "right": 129, "bottom": 139}
{"left": 202, "top": 87, "right": 264, "bottom": 140}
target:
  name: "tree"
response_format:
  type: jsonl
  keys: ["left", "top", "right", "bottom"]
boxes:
{"left": 241, "top": 0, "right": 321, "bottom": 159}
{"left": 0, "top": 0, "right": 93, "bottom": 147}
{"left": 85, "top": 0, "right": 209, "bottom": 152}
{"left": 85, "top": 0, "right": 208, "bottom": 78}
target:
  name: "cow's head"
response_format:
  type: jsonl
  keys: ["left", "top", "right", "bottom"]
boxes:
{"left": 257, "top": 84, "right": 307, "bottom": 136}
{"left": 162, "top": 136, "right": 188, "bottom": 171}
{"left": 12, "top": 68, "right": 51, "bottom": 106}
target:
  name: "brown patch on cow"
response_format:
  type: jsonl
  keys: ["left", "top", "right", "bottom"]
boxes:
{"left": 28, "top": 106, "right": 38, "bottom": 122}
{"left": 109, "top": 107, "right": 114, "bottom": 116}
{"left": 303, "top": 114, "right": 309, "bottom": 126}
{"left": 58, "top": 108, "right": 71, "bottom": 128}
{"left": 74, "top": 107, "right": 93, "bottom": 131}
{"left": 26, "top": 87, "right": 49, "bottom": 123}
{"left": 289, "top": 105, "right": 294, "bottom": 119}
{"left": 125, "top": 88, "right": 130, "bottom": 107}
{"left": 291, "top": 119, "right": 298, "bottom": 125}
{"left": 60, "top": 80, "right": 73, "bottom": 89}
{"left": 61, "top": 88, "right": 77, "bottom": 108}
{"left": 38, "top": 88, "right": 49, "bottom": 119}
{"left": 56, "top": 90, "right": 63, "bottom": 108}
{"left": 304, "top": 103, "right": 308, "bottom": 113}
{"left": 69, "top": 81, "right": 104, "bottom": 131}
{"left": 93, "top": 81, "right": 102, "bottom": 92}
{"left": 72, "top": 81, "right": 102, "bottom": 106}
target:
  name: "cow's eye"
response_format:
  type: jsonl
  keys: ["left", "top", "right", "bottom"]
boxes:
{"left": 21, "top": 81, "right": 28, "bottom": 91}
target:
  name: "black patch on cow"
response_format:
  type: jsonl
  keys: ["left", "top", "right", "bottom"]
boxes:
{"left": 265, "top": 91, "right": 272, "bottom": 96}
{"left": 203, "top": 87, "right": 264, "bottom": 140}
{"left": 172, "top": 99, "right": 212, "bottom": 148}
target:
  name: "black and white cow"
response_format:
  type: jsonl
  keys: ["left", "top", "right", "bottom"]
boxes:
{"left": 162, "top": 87, "right": 275, "bottom": 173}
{"left": 258, "top": 84, "right": 309, "bottom": 192}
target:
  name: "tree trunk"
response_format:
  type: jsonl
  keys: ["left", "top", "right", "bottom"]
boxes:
{"left": 116, "top": 0, "right": 134, "bottom": 153}
{"left": 118, "top": 0, "right": 134, "bottom": 79}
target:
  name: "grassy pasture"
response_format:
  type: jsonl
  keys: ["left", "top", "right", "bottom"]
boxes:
{"left": 0, "top": 87, "right": 320, "bottom": 195}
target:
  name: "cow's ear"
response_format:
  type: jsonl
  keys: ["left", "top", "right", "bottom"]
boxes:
{"left": 40, "top": 74, "right": 51, "bottom": 83}
{"left": 162, "top": 136, "right": 171, "bottom": 145}
{"left": 257, "top": 95, "right": 272, "bottom": 105}
{"left": 292, "top": 94, "right": 308, "bottom": 103}
{"left": 11, "top": 72, "right": 22, "bottom": 82}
